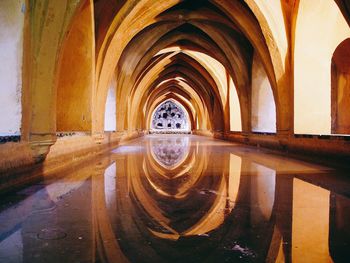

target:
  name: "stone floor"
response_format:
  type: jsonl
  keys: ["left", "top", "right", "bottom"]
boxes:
{"left": 0, "top": 135, "right": 349, "bottom": 263}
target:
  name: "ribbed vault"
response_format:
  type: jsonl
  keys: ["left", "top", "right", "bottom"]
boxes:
{"left": 92, "top": 0, "right": 284, "bottom": 136}
{"left": 12, "top": 0, "right": 349, "bottom": 162}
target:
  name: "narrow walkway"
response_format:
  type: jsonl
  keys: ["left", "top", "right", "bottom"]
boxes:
{"left": 0, "top": 135, "right": 349, "bottom": 262}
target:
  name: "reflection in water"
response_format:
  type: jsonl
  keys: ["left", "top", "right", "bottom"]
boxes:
{"left": 292, "top": 178, "right": 332, "bottom": 262}
{"left": 0, "top": 135, "right": 350, "bottom": 262}
{"left": 150, "top": 136, "right": 190, "bottom": 169}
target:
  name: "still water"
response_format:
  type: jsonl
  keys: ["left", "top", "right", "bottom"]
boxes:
{"left": 0, "top": 135, "right": 349, "bottom": 263}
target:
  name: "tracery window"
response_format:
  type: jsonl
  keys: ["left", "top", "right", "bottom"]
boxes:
{"left": 151, "top": 100, "right": 190, "bottom": 132}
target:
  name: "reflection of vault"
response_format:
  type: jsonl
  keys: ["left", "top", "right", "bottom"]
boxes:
{"left": 123, "top": 141, "right": 242, "bottom": 241}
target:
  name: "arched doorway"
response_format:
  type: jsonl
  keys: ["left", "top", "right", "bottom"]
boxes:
{"left": 331, "top": 38, "right": 350, "bottom": 134}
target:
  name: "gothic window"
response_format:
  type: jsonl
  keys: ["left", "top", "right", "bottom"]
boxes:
{"left": 151, "top": 100, "right": 190, "bottom": 131}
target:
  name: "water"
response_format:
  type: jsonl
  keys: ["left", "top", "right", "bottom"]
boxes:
{"left": 0, "top": 135, "right": 349, "bottom": 262}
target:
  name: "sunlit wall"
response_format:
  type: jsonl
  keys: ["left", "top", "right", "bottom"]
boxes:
{"left": 229, "top": 78, "right": 242, "bottom": 132}
{"left": 251, "top": 53, "right": 276, "bottom": 133}
{"left": 104, "top": 85, "right": 116, "bottom": 131}
{"left": 294, "top": 0, "right": 350, "bottom": 135}
{"left": 0, "top": 0, "right": 25, "bottom": 135}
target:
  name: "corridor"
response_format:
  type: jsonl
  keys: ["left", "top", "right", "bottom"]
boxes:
{"left": 0, "top": 135, "right": 349, "bottom": 263}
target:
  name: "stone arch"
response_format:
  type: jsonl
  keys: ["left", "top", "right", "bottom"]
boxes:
{"left": 93, "top": 0, "right": 287, "bottom": 136}
{"left": 212, "top": 0, "right": 289, "bottom": 134}
{"left": 22, "top": 0, "right": 85, "bottom": 157}
{"left": 127, "top": 52, "right": 225, "bottom": 133}
{"left": 115, "top": 20, "right": 251, "bottom": 134}
{"left": 56, "top": 0, "right": 95, "bottom": 132}
{"left": 143, "top": 83, "right": 207, "bottom": 132}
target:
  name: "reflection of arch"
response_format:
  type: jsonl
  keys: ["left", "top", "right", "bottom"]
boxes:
{"left": 92, "top": 159, "right": 130, "bottom": 263}
{"left": 150, "top": 99, "right": 191, "bottom": 132}
{"left": 126, "top": 143, "right": 236, "bottom": 240}
{"left": 329, "top": 193, "right": 350, "bottom": 262}
{"left": 331, "top": 38, "right": 350, "bottom": 134}
{"left": 143, "top": 136, "right": 202, "bottom": 197}
{"left": 107, "top": 140, "right": 281, "bottom": 262}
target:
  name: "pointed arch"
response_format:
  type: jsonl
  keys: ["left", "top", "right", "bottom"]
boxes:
{"left": 150, "top": 99, "right": 191, "bottom": 133}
